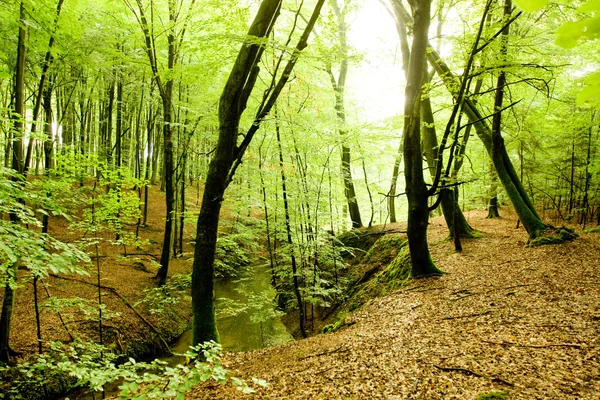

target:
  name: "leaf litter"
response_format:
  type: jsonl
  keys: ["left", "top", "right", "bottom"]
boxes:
{"left": 189, "top": 210, "right": 600, "bottom": 399}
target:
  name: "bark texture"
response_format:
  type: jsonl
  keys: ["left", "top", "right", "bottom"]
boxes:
{"left": 402, "top": 0, "right": 442, "bottom": 277}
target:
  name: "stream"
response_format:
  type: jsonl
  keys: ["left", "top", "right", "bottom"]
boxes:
{"left": 61, "top": 264, "right": 291, "bottom": 399}
{"left": 162, "top": 263, "right": 293, "bottom": 364}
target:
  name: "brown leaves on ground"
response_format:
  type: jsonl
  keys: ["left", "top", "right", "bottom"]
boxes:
{"left": 189, "top": 210, "right": 600, "bottom": 399}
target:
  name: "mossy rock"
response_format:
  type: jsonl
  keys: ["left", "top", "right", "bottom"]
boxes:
{"left": 322, "top": 313, "right": 347, "bottom": 334}
{"left": 337, "top": 228, "right": 387, "bottom": 258}
{"left": 362, "top": 234, "right": 407, "bottom": 266}
{"left": 380, "top": 242, "right": 411, "bottom": 287}
{"left": 474, "top": 391, "right": 509, "bottom": 400}
{"left": 528, "top": 226, "right": 578, "bottom": 247}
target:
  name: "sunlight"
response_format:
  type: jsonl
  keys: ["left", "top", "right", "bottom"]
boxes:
{"left": 347, "top": 0, "right": 404, "bottom": 124}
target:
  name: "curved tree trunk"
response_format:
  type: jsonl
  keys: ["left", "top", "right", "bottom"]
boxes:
{"left": 403, "top": 0, "right": 442, "bottom": 277}
{"left": 191, "top": 0, "right": 325, "bottom": 345}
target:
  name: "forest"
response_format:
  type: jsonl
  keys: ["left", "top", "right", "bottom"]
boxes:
{"left": 0, "top": 0, "right": 599, "bottom": 398}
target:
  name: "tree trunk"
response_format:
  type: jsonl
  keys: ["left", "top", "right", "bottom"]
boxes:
{"left": 0, "top": 1, "right": 27, "bottom": 363}
{"left": 403, "top": 0, "right": 442, "bottom": 277}
{"left": 192, "top": 0, "right": 283, "bottom": 345}
{"left": 276, "top": 118, "right": 306, "bottom": 338}
{"left": 331, "top": 0, "right": 362, "bottom": 229}
{"left": 486, "top": 160, "right": 500, "bottom": 218}
{"left": 191, "top": 0, "right": 325, "bottom": 345}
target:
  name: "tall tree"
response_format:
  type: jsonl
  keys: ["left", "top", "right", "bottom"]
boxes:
{"left": 124, "top": 0, "right": 196, "bottom": 285}
{"left": 329, "top": 0, "right": 362, "bottom": 229}
{"left": 402, "top": 0, "right": 442, "bottom": 276}
{"left": 0, "top": 0, "right": 27, "bottom": 363}
{"left": 191, "top": 0, "right": 326, "bottom": 345}
{"left": 396, "top": 1, "right": 576, "bottom": 243}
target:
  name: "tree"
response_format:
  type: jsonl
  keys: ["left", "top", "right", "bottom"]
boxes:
{"left": 191, "top": 0, "right": 326, "bottom": 345}
{"left": 395, "top": 1, "right": 577, "bottom": 243}
{"left": 0, "top": 0, "right": 27, "bottom": 363}
{"left": 328, "top": 0, "right": 362, "bottom": 229}
{"left": 124, "top": 0, "right": 196, "bottom": 286}
{"left": 402, "top": 0, "right": 442, "bottom": 277}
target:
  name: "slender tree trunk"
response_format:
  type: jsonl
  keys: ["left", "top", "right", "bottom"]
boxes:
{"left": 276, "top": 118, "right": 306, "bottom": 338}
{"left": 386, "top": 0, "right": 410, "bottom": 224}
{"left": 0, "top": 1, "right": 27, "bottom": 363}
{"left": 581, "top": 113, "right": 594, "bottom": 227}
{"left": 330, "top": 0, "right": 362, "bottom": 229}
{"left": 24, "top": 0, "right": 65, "bottom": 174}
{"left": 487, "top": 160, "right": 500, "bottom": 218}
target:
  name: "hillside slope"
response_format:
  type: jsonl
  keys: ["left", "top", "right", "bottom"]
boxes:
{"left": 189, "top": 211, "right": 600, "bottom": 399}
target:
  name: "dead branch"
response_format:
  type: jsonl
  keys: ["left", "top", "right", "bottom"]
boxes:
{"left": 483, "top": 340, "right": 584, "bottom": 349}
{"left": 440, "top": 309, "right": 491, "bottom": 320}
{"left": 434, "top": 364, "right": 514, "bottom": 387}
{"left": 298, "top": 344, "right": 349, "bottom": 360}
{"left": 48, "top": 274, "right": 172, "bottom": 355}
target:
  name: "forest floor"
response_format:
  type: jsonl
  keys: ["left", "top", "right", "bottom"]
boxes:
{"left": 3, "top": 182, "right": 600, "bottom": 399}
{"left": 4, "top": 184, "right": 197, "bottom": 365}
{"left": 188, "top": 210, "right": 600, "bottom": 400}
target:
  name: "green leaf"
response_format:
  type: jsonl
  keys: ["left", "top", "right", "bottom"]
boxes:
{"left": 576, "top": 71, "right": 600, "bottom": 106}
{"left": 555, "top": 20, "right": 586, "bottom": 48}
{"left": 579, "top": 0, "right": 600, "bottom": 12}
{"left": 513, "top": 0, "right": 549, "bottom": 12}
{"left": 0, "top": 242, "right": 17, "bottom": 263}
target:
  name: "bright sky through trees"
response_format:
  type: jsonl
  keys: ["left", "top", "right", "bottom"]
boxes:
{"left": 346, "top": 1, "right": 404, "bottom": 124}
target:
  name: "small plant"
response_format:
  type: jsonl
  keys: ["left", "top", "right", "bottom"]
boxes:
{"left": 0, "top": 340, "right": 268, "bottom": 399}
{"left": 474, "top": 391, "right": 509, "bottom": 400}
{"left": 322, "top": 312, "right": 347, "bottom": 334}
{"left": 134, "top": 273, "right": 192, "bottom": 314}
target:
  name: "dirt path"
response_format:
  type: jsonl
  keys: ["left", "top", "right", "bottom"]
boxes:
{"left": 189, "top": 211, "right": 600, "bottom": 399}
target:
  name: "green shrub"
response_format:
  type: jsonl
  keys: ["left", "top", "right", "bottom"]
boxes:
{"left": 474, "top": 391, "right": 509, "bottom": 400}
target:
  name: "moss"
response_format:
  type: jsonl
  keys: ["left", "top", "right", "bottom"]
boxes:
{"left": 362, "top": 235, "right": 407, "bottom": 266}
{"left": 474, "top": 391, "right": 509, "bottom": 400}
{"left": 528, "top": 226, "right": 578, "bottom": 247}
{"left": 584, "top": 226, "right": 600, "bottom": 233}
{"left": 322, "top": 313, "right": 347, "bottom": 334}
{"left": 337, "top": 228, "right": 386, "bottom": 258}
{"left": 380, "top": 243, "right": 411, "bottom": 288}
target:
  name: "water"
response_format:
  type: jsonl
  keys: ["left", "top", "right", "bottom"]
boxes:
{"left": 213, "top": 264, "right": 293, "bottom": 352}
{"left": 60, "top": 263, "right": 291, "bottom": 399}
{"left": 164, "top": 263, "right": 292, "bottom": 361}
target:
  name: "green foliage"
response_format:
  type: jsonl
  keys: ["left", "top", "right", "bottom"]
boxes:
{"left": 43, "top": 297, "right": 121, "bottom": 323}
{"left": 513, "top": 0, "right": 548, "bottom": 12}
{"left": 474, "top": 391, "right": 509, "bottom": 400}
{"left": 214, "top": 236, "right": 252, "bottom": 278}
{"left": 584, "top": 225, "right": 600, "bottom": 233}
{"left": 0, "top": 340, "right": 267, "bottom": 399}
{"left": 322, "top": 312, "right": 347, "bottom": 334}
{"left": 135, "top": 273, "right": 192, "bottom": 314}
{"left": 0, "top": 168, "right": 90, "bottom": 286}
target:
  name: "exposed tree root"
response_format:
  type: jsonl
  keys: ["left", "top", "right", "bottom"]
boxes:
{"left": 528, "top": 226, "right": 578, "bottom": 246}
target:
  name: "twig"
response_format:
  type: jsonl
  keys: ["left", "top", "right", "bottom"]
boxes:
{"left": 434, "top": 364, "right": 514, "bottom": 387}
{"left": 298, "top": 345, "right": 349, "bottom": 360}
{"left": 483, "top": 340, "right": 584, "bottom": 349}
{"left": 48, "top": 274, "right": 172, "bottom": 355}
{"left": 451, "top": 293, "right": 478, "bottom": 301}
{"left": 409, "top": 286, "right": 447, "bottom": 293}
{"left": 441, "top": 309, "right": 491, "bottom": 320}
